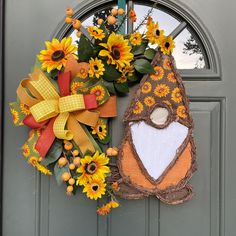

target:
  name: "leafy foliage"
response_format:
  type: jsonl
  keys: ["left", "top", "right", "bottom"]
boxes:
{"left": 134, "top": 59, "right": 155, "bottom": 74}
{"left": 77, "top": 34, "right": 94, "bottom": 61}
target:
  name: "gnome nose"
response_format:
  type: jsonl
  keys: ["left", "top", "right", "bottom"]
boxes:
{"left": 150, "top": 107, "right": 169, "bottom": 126}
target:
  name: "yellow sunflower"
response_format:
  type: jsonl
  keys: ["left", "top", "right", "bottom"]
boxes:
{"left": 167, "top": 72, "right": 177, "bottom": 83}
{"left": 150, "top": 66, "right": 164, "bottom": 81}
{"left": 154, "top": 84, "right": 170, "bottom": 97}
{"left": 38, "top": 37, "right": 77, "bottom": 73}
{"left": 87, "top": 26, "right": 105, "bottom": 40}
{"left": 163, "top": 58, "right": 171, "bottom": 70}
{"left": 76, "top": 151, "right": 110, "bottom": 186}
{"left": 177, "top": 105, "right": 187, "bottom": 119}
{"left": 144, "top": 96, "right": 155, "bottom": 107}
{"left": 92, "top": 119, "right": 107, "bottom": 140}
{"left": 130, "top": 32, "right": 142, "bottom": 46}
{"left": 146, "top": 18, "right": 165, "bottom": 45}
{"left": 160, "top": 36, "right": 175, "bottom": 55}
{"left": 22, "top": 143, "right": 30, "bottom": 158}
{"left": 123, "top": 64, "right": 135, "bottom": 76}
{"left": 76, "top": 62, "right": 89, "bottom": 79}
{"left": 99, "top": 32, "right": 134, "bottom": 69}
{"left": 36, "top": 163, "right": 52, "bottom": 175}
{"left": 10, "top": 108, "right": 19, "bottom": 124}
{"left": 71, "top": 81, "right": 84, "bottom": 94}
{"left": 89, "top": 58, "right": 105, "bottom": 78}
{"left": 108, "top": 200, "right": 119, "bottom": 208}
{"left": 83, "top": 178, "right": 106, "bottom": 200}
{"left": 171, "top": 87, "right": 182, "bottom": 103}
{"left": 90, "top": 85, "right": 105, "bottom": 101}
{"left": 133, "top": 101, "right": 143, "bottom": 114}
{"left": 20, "top": 103, "right": 30, "bottom": 115}
{"left": 28, "top": 156, "right": 39, "bottom": 167}
{"left": 97, "top": 204, "right": 111, "bottom": 215}
{"left": 117, "top": 75, "right": 127, "bottom": 83}
{"left": 141, "top": 82, "right": 152, "bottom": 93}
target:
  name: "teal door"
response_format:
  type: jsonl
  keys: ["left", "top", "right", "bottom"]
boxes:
{"left": 2, "top": 0, "right": 235, "bottom": 235}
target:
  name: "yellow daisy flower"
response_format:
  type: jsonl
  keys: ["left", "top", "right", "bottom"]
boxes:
{"left": 171, "top": 87, "right": 182, "bottom": 103}
{"left": 117, "top": 75, "right": 127, "bottom": 83}
{"left": 90, "top": 85, "right": 105, "bottom": 101}
{"left": 130, "top": 32, "right": 142, "bottom": 46}
{"left": 141, "top": 82, "right": 152, "bottom": 93}
{"left": 146, "top": 18, "right": 165, "bottom": 45}
{"left": 83, "top": 178, "right": 106, "bottom": 200}
{"left": 144, "top": 96, "right": 155, "bottom": 107}
{"left": 10, "top": 108, "right": 19, "bottom": 124}
{"left": 163, "top": 58, "right": 171, "bottom": 70}
{"left": 87, "top": 26, "right": 105, "bottom": 40}
{"left": 22, "top": 143, "right": 30, "bottom": 158}
{"left": 154, "top": 84, "right": 170, "bottom": 97}
{"left": 177, "top": 105, "right": 187, "bottom": 119}
{"left": 160, "top": 36, "right": 175, "bottom": 55}
{"left": 38, "top": 37, "right": 77, "bottom": 73}
{"left": 20, "top": 103, "right": 30, "bottom": 115}
{"left": 71, "top": 81, "right": 84, "bottom": 94}
{"left": 108, "top": 200, "right": 119, "bottom": 208}
{"left": 167, "top": 72, "right": 177, "bottom": 83}
{"left": 99, "top": 32, "right": 134, "bottom": 69}
{"left": 133, "top": 101, "right": 143, "bottom": 114}
{"left": 92, "top": 119, "right": 107, "bottom": 140}
{"left": 76, "top": 151, "right": 110, "bottom": 186}
{"left": 76, "top": 62, "right": 89, "bottom": 79}
{"left": 89, "top": 58, "right": 105, "bottom": 78}
{"left": 150, "top": 66, "right": 164, "bottom": 81}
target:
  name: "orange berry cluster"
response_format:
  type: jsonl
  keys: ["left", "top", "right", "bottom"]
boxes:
{"left": 106, "top": 147, "right": 118, "bottom": 157}
{"left": 97, "top": 8, "right": 125, "bottom": 26}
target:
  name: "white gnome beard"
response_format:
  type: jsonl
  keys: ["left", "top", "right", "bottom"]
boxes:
{"left": 130, "top": 121, "right": 189, "bottom": 180}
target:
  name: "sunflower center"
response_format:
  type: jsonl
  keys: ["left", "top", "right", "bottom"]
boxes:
{"left": 165, "top": 42, "right": 170, "bottom": 49}
{"left": 98, "top": 126, "right": 103, "bottom": 133}
{"left": 51, "top": 50, "right": 65, "bottom": 61}
{"left": 86, "top": 162, "right": 97, "bottom": 174}
{"left": 155, "top": 29, "right": 160, "bottom": 36}
{"left": 94, "top": 65, "right": 99, "bottom": 70}
{"left": 111, "top": 47, "right": 121, "bottom": 60}
{"left": 91, "top": 183, "right": 99, "bottom": 192}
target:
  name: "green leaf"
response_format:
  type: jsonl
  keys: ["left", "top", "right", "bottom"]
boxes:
{"left": 102, "top": 61, "right": 121, "bottom": 82}
{"left": 134, "top": 59, "right": 155, "bottom": 74}
{"left": 127, "top": 73, "right": 139, "bottom": 82}
{"left": 98, "top": 133, "right": 110, "bottom": 145}
{"left": 77, "top": 34, "right": 94, "bottom": 61}
{"left": 144, "top": 48, "right": 157, "bottom": 60}
{"left": 114, "top": 82, "right": 129, "bottom": 94}
{"left": 103, "top": 80, "right": 116, "bottom": 94}
{"left": 132, "top": 40, "right": 148, "bottom": 56}
{"left": 54, "top": 163, "right": 70, "bottom": 185}
{"left": 40, "top": 139, "right": 63, "bottom": 166}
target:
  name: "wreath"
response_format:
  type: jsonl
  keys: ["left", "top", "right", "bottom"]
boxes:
{"left": 10, "top": 4, "right": 196, "bottom": 216}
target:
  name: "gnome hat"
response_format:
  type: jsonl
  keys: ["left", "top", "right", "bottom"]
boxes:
{"left": 117, "top": 50, "right": 196, "bottom": 204}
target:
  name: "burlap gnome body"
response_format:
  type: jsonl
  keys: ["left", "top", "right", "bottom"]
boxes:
{"left": 117, "top": 50, "right": 197, "bottom": 204}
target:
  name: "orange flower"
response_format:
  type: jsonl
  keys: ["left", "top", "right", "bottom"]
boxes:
{"left": 167, "top": 72, "right": 177, "bottom": 83}
{"left": 71, "top": 81, "right": 84, "bottom": 94}
{"left": 129, "top": 10, "right": 137, "bottom": 22}
{"left": 10, "top": 108, "right": 19, "bottom": 124}
{"left": 90, "top": 85, "right": 106, "bottom": 101}
{"left": 76, "top": 62, "right": 89, "bottom": 79}
{"left": 144, "top": 96, "right": 155, "bottom": 107}
{"left": 163, "top": 58, "right": 171, "bottom": 70}
{"left": 20, "top": 103, "right": 30, "bottom": 115}
{"left": 97, "top": 204, "right": 111, "bottom": 215}
{"left": 141, "top": 82, "right": 152, "bottom": 93}
{"left": 150, "top": 66, "right": 164, "bottom": 81}
{"left": 133, "top": 101, "right": 143, "bottom": 114}
{"left": 171, "top": 87, "right": 182, "bottom": 103}
{"left": 154, "top": 84, "right": 170, "bottom": 97}
{"left": 22, "top": 143, "right": 30, "bottom": 158}
{"left": 177, "top": 105, "right": 187, "bottom": 119}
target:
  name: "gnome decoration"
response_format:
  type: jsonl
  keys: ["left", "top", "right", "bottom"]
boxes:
{"left": 117, "top": 50, "right": 197, "bottom": 204}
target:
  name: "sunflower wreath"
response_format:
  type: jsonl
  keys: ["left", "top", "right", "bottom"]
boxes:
{"left": 10, "top": 4, "right": 196, "bottom": 215}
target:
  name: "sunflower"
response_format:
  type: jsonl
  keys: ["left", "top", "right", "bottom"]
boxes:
{"left": 97, "top": 204, "right": 111, "bottom": 215}
{"left": 99, "top": 32, "right": 134, "bottom": 69}
{"left": 141, "top": 82, "right": 152, "bottom": 93}
{"left": 92, "top": 119, "right": 107, "bottom": 140}
{"left": 167, "top": 72, "right": 177, "bottom": 83}
{"left": 144, "top": 96, "right": 155, "bottom": 107}
{"left": 123, "top": 64, "right": 135, "bottom": 76}
{"left": 71, "top": 81, "right": 84, "bottom": 94}
{"left": 28, "top": 156, "right": 38, "bottom": 167}
{"left": 87, "top": 26, "right": 105, "bottom": 40}
{"left": 160, "top": 36, "right": 175, "bottom": 55}
{"left": 10, "top": 108, "right": 19, "bottom": 124}
{"left": 38, "top": 37, "right": 77, "bottom": 73}
{"left": 89, "top": 58, "right": 105, "bottom": 78}
{"left": 177, "top": 105, "right": 187, "bottom": 119}
{"left": 90, "top": 85, "right": 106, "bottom": 101}
{"left": 163, "top": 58, "right": 171, "bottom": 70}
{"left": 130, "top": 32, "right": 142, "bottom": 46}
{"left": 20, "top": 103, "right": 30, "bottom": 115}
{"left": 117, "top": 75, "right": 127, "bottom": 83}
{"left": 83, "top": 178, "right": 106, "bottom": 200}
{"left": 171, "top": 87, "right": 182, "bottom": 103}
{"left": 154, "top": 84, "right": 170, "bottom": 97}
{"left": 36, "top": 163, "right": 52, "bottom": 175}
{"left": 146, "top": 18, "right": 165, "bottom": 45}
{"left": 108, "top": 200, "right": 119, "bottom": 208}
{"left": 133, "top": 101, "right": 143, "bottom": 114}
{"left": 22, "top": 143, "right": 30, "bottom": 158}
{"left": 76, "top": 62, "right": 89, "bottom": 79}
{"left": 150, "top": 66, "right": 164, "bottom": 81}
{"left": 76, "top": 151, "right": 110, "bottom": 186}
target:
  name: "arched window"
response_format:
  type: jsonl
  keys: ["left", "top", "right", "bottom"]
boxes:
{"left": 54, "top": 0, "right": 220, "bottom": 80}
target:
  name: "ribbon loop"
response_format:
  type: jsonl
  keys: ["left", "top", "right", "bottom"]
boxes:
{"left": 59, "top": 94, "right": 85, "bottom": 113}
